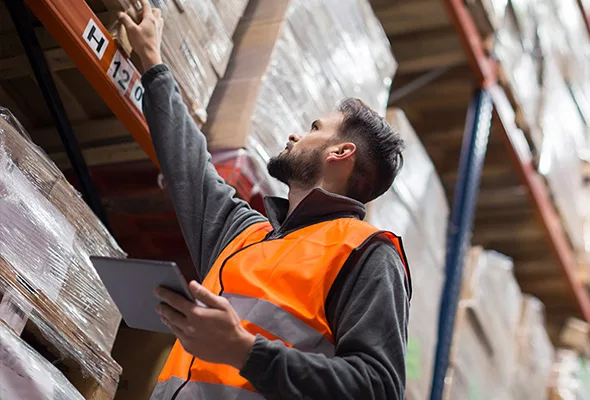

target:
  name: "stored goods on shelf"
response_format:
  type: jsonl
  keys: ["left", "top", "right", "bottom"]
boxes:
{"left": 205, "top": 0, "right": 396, "bottom": 189}
{"left": 366, "top": 108, "right": 448, "bottom": 400}
{"left": 444, "top": 247, "right": 525, "bottom": 399}
{"left": 0, "top": 108, "right": 125, "bottom": 397}
{"left": 549, "top": 349, "right": 590, "bottom": 400}
{"left": 115, "top": 0, "right": 240, "bottom": 123}
{"left": 512, "top": 296, "right": 555, "bottom": 400}
{"left": 0, "top": 321, "right": 84, "bottom": 400}
{"left": 214, "top": 0, "right": 249, "bottom": 38}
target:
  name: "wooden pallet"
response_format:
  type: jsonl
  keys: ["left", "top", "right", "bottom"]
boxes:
{"left": 0, "top": 258, "right": 121, "bottom": 399}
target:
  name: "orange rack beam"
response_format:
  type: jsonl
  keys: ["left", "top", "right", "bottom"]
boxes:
{"left": 443, "top": 0, "right": 590, "bottom": 322}
{"left": 24, "top": 0, "right": 158, "bottom": 165}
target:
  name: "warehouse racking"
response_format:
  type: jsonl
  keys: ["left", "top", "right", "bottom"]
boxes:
{"left": 3, "top": 0, "right": 590, "bottom": 399}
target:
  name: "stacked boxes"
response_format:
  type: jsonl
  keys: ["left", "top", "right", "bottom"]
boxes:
{"left": 511, "top": 296, "right": 555, "bottom": 400}
{"left": 0, "top": 322, "right": 85, "bottom": 400}
{"left": 444, "top": 247, "right": 524, "bottom": 400}
{"left": 366, "top": 108, "right": 449, "bottom": 400}
{"left": 115, "top": 0, "right": 248, "bottom": 123}
{"left": 205, "top": 0, "right": 396, "bottom": 194}
{"left": 0, "top": 109, "right": 125, "bottom": 397}
{"left": 469, "top": 0, "right": 590, "bottom": 268}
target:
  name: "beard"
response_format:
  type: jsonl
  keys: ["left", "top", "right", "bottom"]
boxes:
{"left": 267, "top": 146, "right": 324, "bottom": 187}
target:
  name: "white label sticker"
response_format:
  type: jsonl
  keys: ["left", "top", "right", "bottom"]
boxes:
{"left": 129, "top": 78, "right": 145, "bottom": 112}
{"left": 0, "top": 289, "right": 32, "bottom": 336}
{"left": 107, "top": 50, "right": 133, "bottom": 94}
{"left": 82, "top": 19, "right": 108, "bottom": 60}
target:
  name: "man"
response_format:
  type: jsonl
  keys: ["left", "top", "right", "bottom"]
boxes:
{"left": 119, "top": 2, "right": 411, "bottom": 399}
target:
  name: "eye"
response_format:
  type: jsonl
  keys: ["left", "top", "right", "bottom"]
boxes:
{"left": 310, "top": 122, "right": 319, "bottom": 132}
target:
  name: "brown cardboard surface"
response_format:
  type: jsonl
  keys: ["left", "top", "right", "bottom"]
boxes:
{"left": 112, "top": 326, "right": 176, "bottom": 400}
{"left": 205, "top": 78, "right": 264, "bottom": 149}
{"left": 241, "top": 0, "right": 291, "bottom": 24}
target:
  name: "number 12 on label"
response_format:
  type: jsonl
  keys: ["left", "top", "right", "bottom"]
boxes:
{"left": 108, "top": 50, "right": 133, "bottom": 94}
{"left": 107, "top": 50, "right": 144, "bottom": 113}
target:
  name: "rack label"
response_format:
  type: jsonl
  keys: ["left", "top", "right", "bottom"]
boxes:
{"left": 108, "top": 51, "right": 133, "bottom": 94}
{"left": 83, "top": 19, "right": 108, "bottom": 60}
{"left": 130, "top": 79, "right": 145, "bottom": 113}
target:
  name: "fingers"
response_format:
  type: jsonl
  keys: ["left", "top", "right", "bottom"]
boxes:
{"left": 189, "top": 281, "right": 228, "bottom": 310}
{"left": 117, "top": 12, "right": 136, "bottom": 31}
{"left": 156, "top": 287, "right": 194, "bottom": 316}
{"left": 157, "top": 303, "right": 187, "bottom": 331}
{"left": 153, "top": 8, "right": 161, "bottom": 18}
{"left": 140, "top": 0, "right": 152, "bottom": 14}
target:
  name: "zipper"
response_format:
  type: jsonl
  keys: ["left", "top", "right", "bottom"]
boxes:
{"left": 171, "top": 237, "right": 269, "bottom": 400}
{"left": 170, "top": 356, "right": 195, "bottom": 400}
{"left": 171, "top": 214, "right": 355, "bottom": 398}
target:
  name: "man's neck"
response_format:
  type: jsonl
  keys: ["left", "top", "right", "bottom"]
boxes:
{"left": 287, "top": 186, "right": 314, "bottom": 216}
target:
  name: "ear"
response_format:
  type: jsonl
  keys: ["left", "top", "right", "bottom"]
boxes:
{"left": 326, "top": 142, "right": 356, "bottom": 162}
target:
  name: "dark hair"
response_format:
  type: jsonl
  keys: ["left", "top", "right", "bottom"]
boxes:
{"left": 336, "top": 98, "right": 404, "bottom": 204}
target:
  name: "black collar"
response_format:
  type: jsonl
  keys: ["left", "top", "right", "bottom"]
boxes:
{"left": 263, "top": 188, "right": 366, "bottom": 236}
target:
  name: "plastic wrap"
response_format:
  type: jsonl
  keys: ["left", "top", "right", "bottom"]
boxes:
{"left": 205, "top": 0, "right": 396, "bottom": 194}
{"left": 214, "top": 0, "right": 249, "bottom": 37}
{"left": 0, "top": 109, "right": 124, "bottom": 396}
{"left": 366, "top": 109, "right": 448, "bottom": 400}
{"left": 117, "top": 0, "right": 234, "bottom": 122}
{"left": 0, "top": 322, "right": 84, "bottom": 400}
{"left": 512, "top": 296, "right": 555, "bottom": 400}
{"left": 494, "top": 1, "right": 542, "bottom": 132}
{"left": 549, "top": 350, "right": 590, "bottom": 400}
{"left": 443, "top": 248, "right": 524, "bottom": 399}
{"left": 536, "top": 54, "right": 589, "bottom": 253}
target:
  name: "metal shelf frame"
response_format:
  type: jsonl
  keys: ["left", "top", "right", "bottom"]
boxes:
{"left": 430, "top": 88, "right": 493, "bottom": 400}
{"left": 431, "top": 0, "right": 590, "bottom": 398}
{"left": 20, "top": 0, "right": 264, "bottom": 203}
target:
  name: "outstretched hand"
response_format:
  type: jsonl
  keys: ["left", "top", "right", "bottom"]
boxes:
{"left": 155, "top": 281, "right": 256, "bottom": 370}
{"left": 117, "top": 0, "right": 164, "bottom": 70}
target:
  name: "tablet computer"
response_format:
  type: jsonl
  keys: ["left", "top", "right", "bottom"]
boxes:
{"left": 91, "top": 256, "right": 194, "bottom": 333}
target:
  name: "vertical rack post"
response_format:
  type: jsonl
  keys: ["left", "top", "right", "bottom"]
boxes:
{"left": 430, "top": 88, "right": 493, "bottom": 400}
{"left": 6, "top": 0, "right": 109, "bottom": 228}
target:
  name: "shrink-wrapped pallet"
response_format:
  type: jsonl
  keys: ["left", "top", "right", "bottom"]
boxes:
{"left": 512, "top": 296, "right": 554, "bottom": 400}
{"left": 116, "top": 0, "right": 237, "bottom": 123}
{"left": 0, "top": 108, "right": 124, "bottom": 396}
{"left": 205, "top": 0, "right": 396, "bottom": 191}
{"left": 444, "top": 248, "right": 523, "bottom": 400}
{"left": 549, "top": 349, "right": 590, "bottom": 400}
{"left": 0, "top": 322, "right": 84, "bottom": 400}
{"left": 214, "top": 0, "right": 250, "bottom": 37}
{"left": 366, "top": 108, "right": 448, "bottom": 400}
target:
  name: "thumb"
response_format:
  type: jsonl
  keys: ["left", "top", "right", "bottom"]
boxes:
{"left": 189, "top": 281, "right": 225, "bottom": 309}
{"left": 117, "top": 12, "right": 136, "bottom": 31}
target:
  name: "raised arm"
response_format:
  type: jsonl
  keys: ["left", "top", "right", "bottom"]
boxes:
{"left": 119, "top": 2, "right": 265, "bottom": 281}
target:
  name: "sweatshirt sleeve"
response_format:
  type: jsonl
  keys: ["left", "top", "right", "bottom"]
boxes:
{"left": 141, "top": 65, "right": 266, "bottom": 282}
{"left": 239, "top": 241, "right": 410, "bottom": 399}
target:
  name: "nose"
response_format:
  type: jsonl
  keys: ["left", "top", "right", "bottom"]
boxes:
{"left": 289, "top": 134, "right": 301, "bottom": 142}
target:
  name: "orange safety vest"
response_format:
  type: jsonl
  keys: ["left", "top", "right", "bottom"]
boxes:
{"left": 151, "top": 218, "right": 409, "bottom": 400}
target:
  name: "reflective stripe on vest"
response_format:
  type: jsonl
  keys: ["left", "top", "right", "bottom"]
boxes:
{"left": 151, "top": 377, "right": 264, "bottom": 400}
{"left": 153, "top": 219, "right": 410, "bottom": 399}
{"left": 224, "top": 292, "right": 335, "bottom": 357}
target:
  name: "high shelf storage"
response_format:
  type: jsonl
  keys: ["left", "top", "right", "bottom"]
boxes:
{"left": 371, "top": 0, "right": 590, "bottom": 398}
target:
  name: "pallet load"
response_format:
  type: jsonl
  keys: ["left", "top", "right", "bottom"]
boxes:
{"left": 444, "top": 247, "right": 524, "bottom": 400}
{"left": 366, "top": 108, "right": 449, "bottom": 400}
{"left": 114, "top": 0, "right": 243, "bottom": 124}
{"left": 0, "top": 322, "right": 85, "bottom": 400}
{"left": 511, "top": 296, "right": 555, "bottom": 400}
{"left": 205, "top": 0, "right": 396, "bottom": 195}
{"left": 0, "top": 108, "right": 125, "bottom": 399}
{"left": 549, "top": 349, "right": 590, "bottom": 400}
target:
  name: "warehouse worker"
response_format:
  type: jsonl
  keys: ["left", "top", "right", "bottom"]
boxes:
{"left": 119, "top": 2, "right": 411, "bottom": 399}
